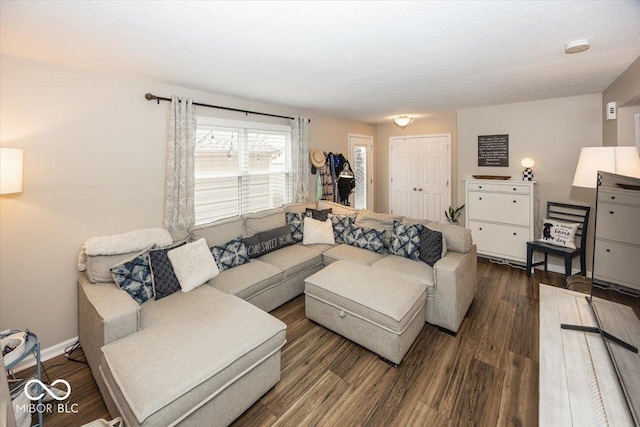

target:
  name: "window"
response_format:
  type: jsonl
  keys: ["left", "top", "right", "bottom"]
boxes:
{"left": 194, "top": 118, "right": 293, "bottom": 225}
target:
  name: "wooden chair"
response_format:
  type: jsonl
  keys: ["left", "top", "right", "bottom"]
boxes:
{"left": 526, "top": 202, "right": 591, "bottom": 278}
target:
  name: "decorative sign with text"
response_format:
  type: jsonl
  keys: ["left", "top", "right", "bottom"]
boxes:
{"left": 478, "top": 134, "right": 509, "bottom": 167}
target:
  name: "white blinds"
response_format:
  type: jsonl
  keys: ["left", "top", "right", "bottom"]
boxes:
{"left": 354, "top": 145, "right": 367, "bottom": 210}
{"left": 194, "top": 119, "right": 292, "bottom": 225}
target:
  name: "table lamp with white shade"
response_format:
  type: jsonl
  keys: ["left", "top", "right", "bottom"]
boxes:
{"left": 572, "top": 146, "right": 640, "bottom": 188}
{"left": 0, "top": 148, "right": 24, "bottom": 195}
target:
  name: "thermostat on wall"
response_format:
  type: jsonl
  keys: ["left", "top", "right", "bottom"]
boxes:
{"left": 606, "top": 102, "right": 617, "bottom": 120}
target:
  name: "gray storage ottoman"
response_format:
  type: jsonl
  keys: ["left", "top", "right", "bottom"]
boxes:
{"left": 304, "top": 260, "right": 426, "bottom": 365}
{"left": 100, "top": 286, "right": 286, "bottom": 427}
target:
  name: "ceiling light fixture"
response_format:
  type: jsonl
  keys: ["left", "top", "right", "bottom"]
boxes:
{"left": 393, "top": 115, "right": 414, "bottom": 128}
{"left": 565, "top": 39, "right": 590, "bottom": 54}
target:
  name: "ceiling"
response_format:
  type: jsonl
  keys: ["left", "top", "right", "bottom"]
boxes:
{"left": 1, "top": 1, "right": 640, "bottom": 123}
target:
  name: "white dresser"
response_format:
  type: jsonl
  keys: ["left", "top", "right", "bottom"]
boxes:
{"left": 464, "top": 178, "right": 537, "bottom": 263}
{"left": 593, "top": 184, "right": 640, "bottom": 292}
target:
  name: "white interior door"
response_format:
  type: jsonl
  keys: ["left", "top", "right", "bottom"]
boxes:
{"left": 390, "top": 134, "right": 451, "bottom": 221}
{"left": 417, "top": 135, "right": 449, "bottom": 222}
{"left": 389, "top": 138, "right": 419, "bottom": 218}
{"left": 348, "top": 134, "right": 374, "bottom": 210}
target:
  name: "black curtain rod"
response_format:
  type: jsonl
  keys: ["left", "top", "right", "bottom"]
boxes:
{"left": 144, "top": 93, "right": 309, "bottom": 122}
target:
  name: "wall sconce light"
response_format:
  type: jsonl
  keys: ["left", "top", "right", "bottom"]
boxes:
{"left": 521, "top": 157, "right": 535, "bottom": 181}
{"left": 0, "top": 148, "right": 24, "bottom": 195}
{"left": 393, "top": 116, "right": 414, "bottom": 129}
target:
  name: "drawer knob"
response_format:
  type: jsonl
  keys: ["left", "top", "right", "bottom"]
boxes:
{"left": 479, "top": 227, "right": 482, "bottom": 231}
{"left": 513, "top": 188, "right": 517, "bottom": 191}
{"left": 611, "top": 196, "right": 615, "bottom": 200}
{"left": 609, "top": 211, "right": 614, "bottom": 214}
{"left": 513, "top": 232, "right": 517, "bottom": 236}
{"left": 606, "top": 249, "right": 611, "bottom": 253}
{"left": 339, "top": 310, "right": 346, "bottom": 318}
{"left": 419, "top": 188, "right": 423, "bottom": 191}
{"left": 513, "top": 200, "right": 517, "bottom": 203}
{"left": 413, "top": 187, "right": 417, "bottom": 191}
{"left": 479, "top": 186, "right": 482, "bottom": 189}
{"left": 479, "top": 197, "right": 482, "bottom": 200}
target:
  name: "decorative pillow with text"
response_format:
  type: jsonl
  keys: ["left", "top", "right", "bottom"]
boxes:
{"left": 539, "top": 218, "right": 579, "bottom": 249}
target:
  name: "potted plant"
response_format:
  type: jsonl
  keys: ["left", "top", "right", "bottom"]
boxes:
{"left": 445, "top": 204, "right": 465, "bottom": 225}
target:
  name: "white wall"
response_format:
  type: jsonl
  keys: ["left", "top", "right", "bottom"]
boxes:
{"left": 457, "top": 94, "right": 603, "bottom": 271}
{"left": 0, "top": 55, "right": 375, "bottom": 348}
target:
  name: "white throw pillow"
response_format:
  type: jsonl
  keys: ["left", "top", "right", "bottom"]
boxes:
{"left": 539, "top": 218, "right": 579, "bottom": 249}
{"left": 302, "top": 217, "right": 336, "bottom": 245}
{"left": 167, "top": 238, "right": 219, "bottom": 292}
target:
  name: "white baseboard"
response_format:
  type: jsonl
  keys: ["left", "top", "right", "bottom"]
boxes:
{"left": 8, "top": 336, "right": 78, "bottom": 373}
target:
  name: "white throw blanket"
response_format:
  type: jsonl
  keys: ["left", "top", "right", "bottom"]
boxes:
{"left": 77, "top": 228, "right": 173, "bottom": 271}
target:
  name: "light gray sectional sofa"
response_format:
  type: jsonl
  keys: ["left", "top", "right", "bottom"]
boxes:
{"left": 78, "top": 200, "right": 477, "bottom": 426}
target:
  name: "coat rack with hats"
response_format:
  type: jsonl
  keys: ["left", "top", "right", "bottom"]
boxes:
{"left": 310, "top": 148, "right": 355, "bottom": 205}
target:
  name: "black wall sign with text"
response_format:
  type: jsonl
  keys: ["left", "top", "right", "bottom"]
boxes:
{"left": 478, "top": 134, "right": 509, "bottom": 167}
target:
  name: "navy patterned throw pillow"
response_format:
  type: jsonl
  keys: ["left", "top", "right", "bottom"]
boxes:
{"left": 286, "top": 212, "right": 306, "bottom": 243}
{"left": 149, "top": 242, "right": 187, "bottom": 300}
{"left": 111, "top": 247, "right": 156, "bottom": 304}
{"left": 211, "top": 236, "right": 250, "bottom": 272}
{"left": 419, "top": 227, "right": 443, "bottom": 267}
{"left": 389, "top": 220, "right": 423, "bottom": 260}
{"left": 345, "top": 226, "right": 385, "bottom": 254}
{"left": 329, "top": 213, "right": 356, "bottom": 243}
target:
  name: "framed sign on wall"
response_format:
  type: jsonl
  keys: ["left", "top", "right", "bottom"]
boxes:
{"left": 478, "top": 134, "right": 509, "bottom": 167}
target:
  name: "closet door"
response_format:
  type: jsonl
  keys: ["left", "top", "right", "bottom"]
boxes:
{"left": 390, "top": 134, "right": 451, "bottom": 221}
{"left": 389, "top": 138, "right": 419, "bottom": 218}
{"left": 416, "top": 135, "right": 449, "bottom": 223}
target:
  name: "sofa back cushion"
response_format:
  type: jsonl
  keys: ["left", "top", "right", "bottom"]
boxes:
{"left": 86, "top": 251, "right": 141, "bottom": 283}
{"left": 192, "top": 217, "right": 245, "bottom": 248}
{"left": 86, "top": 231, "right": 191, "bottom": 284}
{"left": 403, "top": 217, "right": 473, "bottom": 254}
{"left": 283, "top": 202, "right": 317, "bottom": 214}
{"left": 243, "top": 208, "right": 286, "bottom": 236}
{"left": 318, "top": 200, "right": 363, "bottom": 215}
{"left": 355, "top": 212, "right": 402, "bottom": 248}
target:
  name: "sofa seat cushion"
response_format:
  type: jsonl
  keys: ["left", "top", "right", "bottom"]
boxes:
{"left": 299, "top": 243, "right": 336, "bottom": 254}
{"left": 372, "top": 255, "right": 435, "bottom": 295}
{"left": 206, "top": 259, "right": 283, "bottom": 299}
{"left": 257, "top": 245, "right": 322, "bottom": 280}
{"left": 322, "top": 244, "right": 386, "bottom": 266}
{"left": 101, "top": 286, "right": 286, "bottom": 426}
{"left": 304, "top": 260, "right": 426, "bottom": 333}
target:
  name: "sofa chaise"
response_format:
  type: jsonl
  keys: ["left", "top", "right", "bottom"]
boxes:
{"left": 78, "top": 200, "right": 477, "bottom": 426}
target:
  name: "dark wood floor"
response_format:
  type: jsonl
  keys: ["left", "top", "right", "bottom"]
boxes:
{"left": 14, "top": 259, "right": 639, "bottom": 426}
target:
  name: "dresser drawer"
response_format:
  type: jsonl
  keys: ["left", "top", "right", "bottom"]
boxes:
{"left": 467, "top": 192, "right": 530, "bottom": 226}
{"left": 598, "top": 189, "right": 640, "bottom": 207}
{"left": 467, "top": 182, "right": 530, "bottom": 194}
{"left": 593, "top": 240, "right": 640, "bottom": 290}
{"left": 596, "top": 203, "right": 640, "bottom": 244}
{"left": 468, "top": 220, "right": 530, "bottom": 261}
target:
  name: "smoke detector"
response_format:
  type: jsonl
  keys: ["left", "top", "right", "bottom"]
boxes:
{"left": 565, "top": 39, "right": 590, "bottom": 54}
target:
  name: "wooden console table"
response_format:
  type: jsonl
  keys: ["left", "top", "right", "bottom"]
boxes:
{"left": 539, "top": 284, "right": 640, "bottom": 426}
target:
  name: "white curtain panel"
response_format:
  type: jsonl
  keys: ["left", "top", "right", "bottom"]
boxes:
{"left": 164, "top": 96, "right": 196, "bottom": 232}
{"left": 291, "top": 117, "right": 310, "bottom": 202}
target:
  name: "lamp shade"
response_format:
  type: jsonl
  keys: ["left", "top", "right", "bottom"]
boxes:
{"left": 572, "top": 147, "right": 640, "bottom": 188}
{"left": 521, "top": 157, "right": 535, "bottom": 168}
{"left": 0, "top": 148, "right": 23, "bottom": 195}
